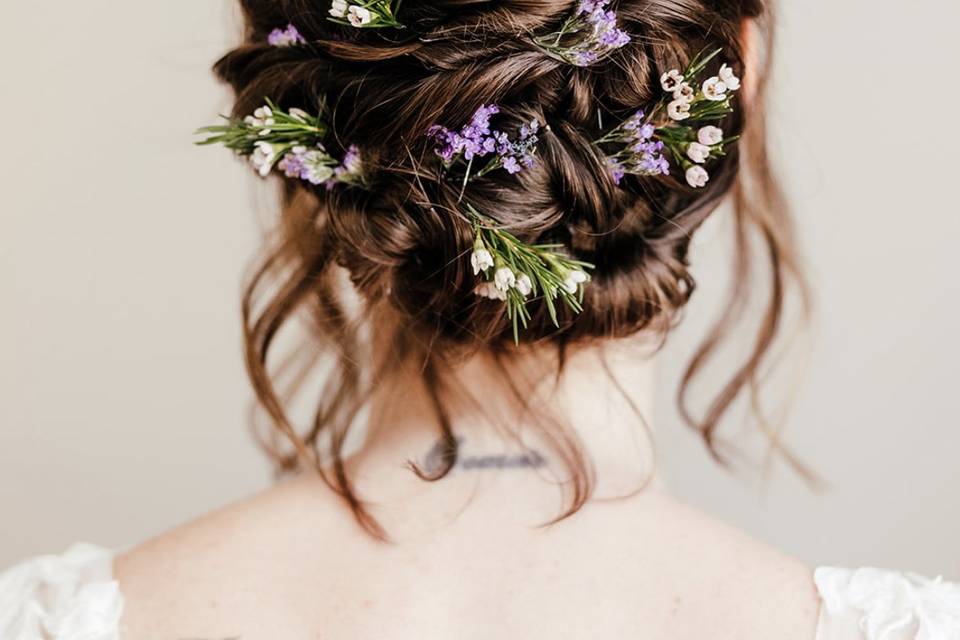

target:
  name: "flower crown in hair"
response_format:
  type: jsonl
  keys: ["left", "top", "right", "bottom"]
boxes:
{"left": 598, "top": 48, "right": 741, "bottom": 189}
{"left": 194, "top": 100, "right": 364, "bottom": 189}
{"left": 196, "top": 48, "right": 743, "bottom": 339}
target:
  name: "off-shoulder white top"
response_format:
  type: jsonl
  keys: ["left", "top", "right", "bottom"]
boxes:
{"left": 1, "top": 544, "right": 958, "bottom": 639}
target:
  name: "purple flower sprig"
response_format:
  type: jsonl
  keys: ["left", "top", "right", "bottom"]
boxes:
{"left": 597, "top": 111, "right": 670, "bottom": 185}
{"left": 195, "top": 100, "right": 364, "bottom": 189}
{"left": 429, "top": 105, "right": 541, "bottom": 186}
{"left": 268, "top": 24, "right": 306, "bottom": 47}
{"left": 533, "top": 0, "right": 630, "bottom": 67}
{"left": 596, "top": 48, "right": 742, "bottom": 189}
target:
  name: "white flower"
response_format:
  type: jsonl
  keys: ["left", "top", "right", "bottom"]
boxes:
{"left": 300, "top": 152, "right": 336, "bottom": 184}
{"left": 515, "top": 274, "right": 533, "bottom": 297}
{"left": 470, "top": 248, "right": 494, "bottom": 275}
{"left": 685, "top": 165, "right": 710, "bottom": 188}
{"left": 494, "top": 267, "right": 516, "bottom": 292}
{"left": 660, "top": 69, "right": 684, "bottom": 92}
{"left": 698, "top": 125, "right": 724, "bottom": 146}
{"left": 719, "top": 64, "right": 741, "bottom": 91}
{"left": 667, "top": 99, "right": 691, "bottom": 121}
{"left": 329, "top": 0, "right": 349, "bottom": 18}
{"left": 562, "top": 270, "right": 588, "bottom": 294}
{"left": 686, "top": 142, "right": 711, "bottom": 164}
{"left": 250, "top": 141, "right": 278, "bottom": 178}
{"left": 253, "top": 106, "right": 273, "bottom": 121}
{"left": 289, "top": 108, "right": 310, "bottom": 122}
{"left": 702, "top": 77, "right": 728, "bottom": 101}
{"left": 475, "top": 281, "right": 507, "bottom": 301}
{"left": 672, "top": 82, "right": 695, "bottom": 103}
{"left": 347, "top": 5, "right": 373, "bottom": 26}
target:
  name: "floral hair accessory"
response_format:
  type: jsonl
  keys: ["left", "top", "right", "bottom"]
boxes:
{"left": 328, "top": 0, "right": 403, "bottom": 29}
{"left": 429, "top": 105, "right": 541, "bottom": 183}
{"left": 467, "top": 205, "right": 593, "bottom": 342}
{"left": 267, "top": 24, "right": 306, "bottom": 47}
{"left": 598, "top": 48, "right": 741, "bottom": 188}
{"left": 195, "top": 100, "right": 364, "bottom": 189}
{"left": 533, "top": 0, "right": 630, "bottom": 67}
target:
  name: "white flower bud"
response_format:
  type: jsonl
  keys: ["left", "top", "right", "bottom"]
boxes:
{"left": 475, "top": 282, "right": 506, "bottom": 301}
{"left": 698, "top": 126, "right": 724, "bottom": 146}
{"left": 686, "top": 142, "right": 711, "bottom": 164}
{"left": 289, "top": 108, "right": 310, "bottom": 122}
{"left": 329, "top": 0, "right": 349, "bottom": 18}
{"left": 470, "top": 248, "right": 494, "bottom": 275}
{"left": 515, "top": 274, "right": 533, "bottom": 297}
{"left": 685, "top": 165, "right": 710, "bottom": 188}
{"left": 719, "top": 64, "right": 741, "bottom": 91}
{"left": 494, "top": 267, "right": 516, "bottom": 292}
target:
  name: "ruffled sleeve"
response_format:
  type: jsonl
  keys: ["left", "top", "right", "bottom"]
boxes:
{"left": 0, "top": 543, "right": 122, "bottom": 640}
{"left": 814, "top": 566, "right": 960, "bottom": 640}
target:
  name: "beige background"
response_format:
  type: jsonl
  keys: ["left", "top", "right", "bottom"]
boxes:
{"left": 1, "top": 1, "right": 957, "bottom": 574}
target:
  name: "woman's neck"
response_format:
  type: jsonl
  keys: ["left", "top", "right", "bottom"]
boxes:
{"left": 353, "top": 338, "right": 663, "bottom": 505}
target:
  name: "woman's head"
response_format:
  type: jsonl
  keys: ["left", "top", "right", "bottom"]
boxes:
{"left": 213, "top": 0, "right": 805, "bottom": 536}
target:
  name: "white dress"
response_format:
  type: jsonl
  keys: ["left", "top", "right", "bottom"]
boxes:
{"left": 0, "top": 544, "right": 958, "bottom": 639}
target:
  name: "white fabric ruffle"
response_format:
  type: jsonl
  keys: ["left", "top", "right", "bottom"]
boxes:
{"left": 815, "top": 566, "right": 960, "bottom": 640}
{"left": 0, "top": 543, "right": 122, "bottom": 640}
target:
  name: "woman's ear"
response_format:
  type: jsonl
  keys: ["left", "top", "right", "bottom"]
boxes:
{"left": 741, "top": 18, "right": 760, "bottom": 105}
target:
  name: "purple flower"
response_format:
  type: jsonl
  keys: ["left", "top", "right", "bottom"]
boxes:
{"left": 502, "top": 156, "right": 520, "bottom": 174}
{"left": 268, "top": 24, "right": 306, "bottom": 47}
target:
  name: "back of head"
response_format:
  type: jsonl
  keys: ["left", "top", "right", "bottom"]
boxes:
{"left": 208, "top": 0, "right": 804, "bottom": 536}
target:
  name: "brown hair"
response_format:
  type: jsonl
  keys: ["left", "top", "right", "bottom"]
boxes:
{"left": 213, "top": 0, "right": 808, "bottom": 538}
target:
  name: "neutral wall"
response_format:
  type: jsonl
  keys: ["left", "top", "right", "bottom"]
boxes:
{"left": 1, "top": 1, "right": 957, "bottom": 574}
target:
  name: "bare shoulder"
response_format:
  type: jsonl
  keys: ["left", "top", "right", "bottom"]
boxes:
{"left": 635, "top": 492, "right": 821, "bottom": 640}
{"left": 114, "top": 473, "right": 359, "bottom": 640}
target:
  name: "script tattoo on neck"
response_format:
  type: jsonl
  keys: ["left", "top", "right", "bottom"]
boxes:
{"left": 422, "top": 436, "right": 547, "bottom": 475}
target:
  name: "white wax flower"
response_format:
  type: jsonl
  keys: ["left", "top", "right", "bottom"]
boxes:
{"left": 475, "top": 282, "right": 507, "bottom": 301}
{"left": 471, "top": 248, "right": 494, "bottom": 275}
{"left": 348, "top": 5, "right": 373, "bottom": 26}
{"left": 329, "top": 0, "right": 349, "bottom": 18}
{"left": 660, "top": 70, "right": 684, "bottom": 92}
{"left": 494, "top": 267, "right": 516, "bottom": 292}
{"left": 698, "top": 126, "right": 724, "bottom": 146}
{"left": 672, "top": 82, "right": 695, "bottom": 103}
{"left": 289, "top": 108, "right": 310, "bottom": 122}
{"left": 667, "top": 99, "right": 691, "bottom": 121}
{"left": 515, "top": 274, "right": 533, "bottom": 297}
{"left": 686, "top": 142, "right": 711, "bottom": 164}
{"left": 685, "top": 165, "right": 710, "bottom": 188}
{"left": 250, "top": 141, "right": 278, "bottom": 178}
{"left": 719, "top": 64, "right": 741, "bottom": 91}
{"left": 701, "top": 77, "right": 728, "bottom": 101}
{"left": 562, "top": 270, "right": 588, "bottom": 294}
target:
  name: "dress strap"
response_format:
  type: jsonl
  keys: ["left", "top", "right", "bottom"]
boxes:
{"left": 814, "top": 566, "right": 960, "bottom": 640}
{"left": 0, "top": 543, "right": 122, "bottom": 640}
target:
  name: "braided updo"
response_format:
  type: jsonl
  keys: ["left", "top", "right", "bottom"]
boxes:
{"left": 214, "top": 0, "right": 806, "bottom": 536}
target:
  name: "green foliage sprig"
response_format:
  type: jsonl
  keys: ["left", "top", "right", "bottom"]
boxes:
{"left": 468, "top": 205, "right": 593, "bottom": 343}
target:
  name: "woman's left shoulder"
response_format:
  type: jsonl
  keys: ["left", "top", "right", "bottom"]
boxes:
{"left": 0, "top": 543, "right": 122, "bottom": 640}
{"left": 814, "top": 565, "right": 960, "bottom": 639}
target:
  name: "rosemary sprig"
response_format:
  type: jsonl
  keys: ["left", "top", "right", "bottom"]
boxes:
{"left": 467, "top": 205, "right": 593, "bottom": 343}
{"left": 327, "top": 0, "right": 404, "bottom": 29}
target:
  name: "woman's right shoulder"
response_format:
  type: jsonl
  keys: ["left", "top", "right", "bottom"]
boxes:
{"left": 114, "top": 473, "right": 360, "bottom": 639}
